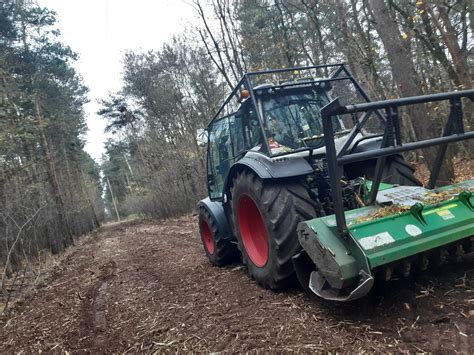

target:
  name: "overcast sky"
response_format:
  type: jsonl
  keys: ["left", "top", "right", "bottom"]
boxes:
{"left": 38, "top": 0, "right": 198, "bottom": 163}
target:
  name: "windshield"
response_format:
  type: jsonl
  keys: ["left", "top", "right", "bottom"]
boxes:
{"left": 260, "top": 91, "right": 345, "bottom": 152}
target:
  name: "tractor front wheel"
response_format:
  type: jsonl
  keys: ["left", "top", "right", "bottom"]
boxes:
{"left": 198, "top": 206, "right": 239, "bottom": 266}
{"left": 382, "top": 155, "right": 421, "bottom": 186}
{"left": 230, "top": 170, "right": 316, "bottom": 289}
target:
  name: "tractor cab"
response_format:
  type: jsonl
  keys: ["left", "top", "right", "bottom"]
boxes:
{"left": 204, "top": 64, "right": 390, "bottom": 202}
{"left": 206, "top": 77, "right": 362, "bottom": 200}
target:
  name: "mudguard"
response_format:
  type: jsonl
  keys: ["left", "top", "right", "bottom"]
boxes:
{"left": 228, "top": 151, "right": 313, "bottom": 180}
{"left": 223, "top": 151, "right": 314, "bottom": 200}
{"left": 349, "top": 136, "right": 383, "bottom": 154}
{"left": 226, "top": 138, "right": 380, "bottom": 184}
{"left": 197, "top": 197, "right": 234, "bottom": 240}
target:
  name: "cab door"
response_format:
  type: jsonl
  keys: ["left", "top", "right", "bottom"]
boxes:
{"left": 206, "top": 111, "right": 254, "bottom": 198}
{"left": 207, "top": 117, "right": 230, "bottom": 200}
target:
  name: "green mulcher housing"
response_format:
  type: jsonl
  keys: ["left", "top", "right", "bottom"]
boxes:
{"left": 197, "top": 64, "right": 474, "bottom": 301}
{"left": 298, "top": 180, "right": 474, "bottom": 301}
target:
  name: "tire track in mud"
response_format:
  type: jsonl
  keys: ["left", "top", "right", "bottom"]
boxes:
{"left": 81, "top": 260, "right": 117, "bottom": 351}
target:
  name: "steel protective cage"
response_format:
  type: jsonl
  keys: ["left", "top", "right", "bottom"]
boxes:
{"left": 206, "top": 63, "right": 379, "bottom": 157}
{"left": 320, "top": 89, "right": 474, "bottom": 235}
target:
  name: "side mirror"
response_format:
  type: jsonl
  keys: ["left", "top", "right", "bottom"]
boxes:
{"left": 207, "top": 174, "right": 214, "bottom": 186}
{"left": 196, "top": 128, "right": 208, "bottom": 147}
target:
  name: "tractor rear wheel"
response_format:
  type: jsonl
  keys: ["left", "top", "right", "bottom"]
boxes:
{"left": 198, "top": 206, "right": 239, "bottom": 266}
{"left": 230, "top": 170, "right": 316, "bottom": 289}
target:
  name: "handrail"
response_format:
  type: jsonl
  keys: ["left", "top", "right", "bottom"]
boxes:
{"left": 323, "top": 89, "right": 474, "bottom": 116}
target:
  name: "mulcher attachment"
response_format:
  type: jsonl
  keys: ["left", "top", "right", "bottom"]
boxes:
{"left": 296, "top": 181, "right": 474, "bottom": 301}
{"left": 296, "top": 87, "right": 474, "bottom": 301}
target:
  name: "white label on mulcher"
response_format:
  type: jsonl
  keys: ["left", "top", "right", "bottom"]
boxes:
{"left": 405, "top": 224, "right": 422, "bottom": 237}
{"left": 359, "top": 232, "right": 395, "bottom": 250}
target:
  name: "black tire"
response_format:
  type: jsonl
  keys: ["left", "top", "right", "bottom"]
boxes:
{"left": 382, "top": 155, "right": 422, "bottom": 186}
{"left": 198, "top": 206, "right": 239, "bottom": 266}
{"left": 230, "top": 170, "right": 316, "bottom": 289}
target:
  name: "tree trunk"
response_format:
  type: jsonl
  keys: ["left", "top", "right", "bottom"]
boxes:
{"left": 300, "top": 0, "right": 329, "bottom": 75}
{"left": 80, "top": 168, "right": 101, "bottom": 229}
{"left": 354, "top": 0, "right": 388, "bottom": 99}
{"left": 369, "top": 0, "right": 454, "bottom": 184}
{"left": 428, "top": 4, "right": 472, "bottom": 91}
{"left": 389, "top": 0, "right": 460, "bottom": 88}
{"left": 335, "top": 0, "right": 382, "bottom": 100}
{"left": 34, "top": 96, "right": 74, "bottom": 246}
{"left": 428, "top": 3, "right": 473, "bottom": 144}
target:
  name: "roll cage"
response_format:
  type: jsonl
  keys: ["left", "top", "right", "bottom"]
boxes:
{"left": 205, "top": 63, "right": 383, "bottom": 200}
{"left": 206, "top": 63, "right": 381, "bottom": 154}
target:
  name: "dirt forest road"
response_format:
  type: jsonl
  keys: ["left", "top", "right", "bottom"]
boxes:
{"left": 1, "top": 216, "right": 473, "bottom": 353}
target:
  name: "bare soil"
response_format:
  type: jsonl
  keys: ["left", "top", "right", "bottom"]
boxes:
{"left": 0, "top": 216, "right": 472, "bottom": 353}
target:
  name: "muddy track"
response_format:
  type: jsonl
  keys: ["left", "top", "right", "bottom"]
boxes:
{"left": 0, "top": 216, "right": 472, "bottom": 353}
{"left": 81, "top": 260, "right": 117, "bottom": 350}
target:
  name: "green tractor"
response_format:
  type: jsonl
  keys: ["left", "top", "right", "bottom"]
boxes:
{"left": 197, "top": 64, "right": 474, "bottom": 301}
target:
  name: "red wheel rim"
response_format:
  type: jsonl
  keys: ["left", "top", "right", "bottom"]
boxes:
{"left": 201, "top": 221, "right": 215, "bottom": 255}
{"left": 237, "top": 194, "right": 268, "bottom": 267}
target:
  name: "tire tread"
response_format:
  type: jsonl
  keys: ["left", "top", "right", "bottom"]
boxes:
{"left": 231, "top": 171, "right": 316, "bottom": 289}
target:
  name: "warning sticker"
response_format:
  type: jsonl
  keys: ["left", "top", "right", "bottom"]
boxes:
{"left": 423, "top": 203, "right": 457, "bottom": 216}
{"left": 437, "top": 209, "right": 455, "bottom": 220}
{"left": 359, "top": 232, "right": 395, "bottom": 250}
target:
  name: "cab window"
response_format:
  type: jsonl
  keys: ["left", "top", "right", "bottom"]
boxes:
{"left": 207, "top": 106, "right": 264, "bottom": 199}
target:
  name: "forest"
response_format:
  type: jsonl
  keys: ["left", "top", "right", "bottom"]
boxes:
{"left": 0, "top": 0, "right": 104, "bottom": 291}
{"left": 99, "top": 0, "right": 472, "bottom": 221}
{"left": 0, "top": 0, "right": 472, "bottom": 296}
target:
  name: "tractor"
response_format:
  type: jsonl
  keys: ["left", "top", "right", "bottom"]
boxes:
{"left": 197, "top": 64, "right": 474, "bottom": 301}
